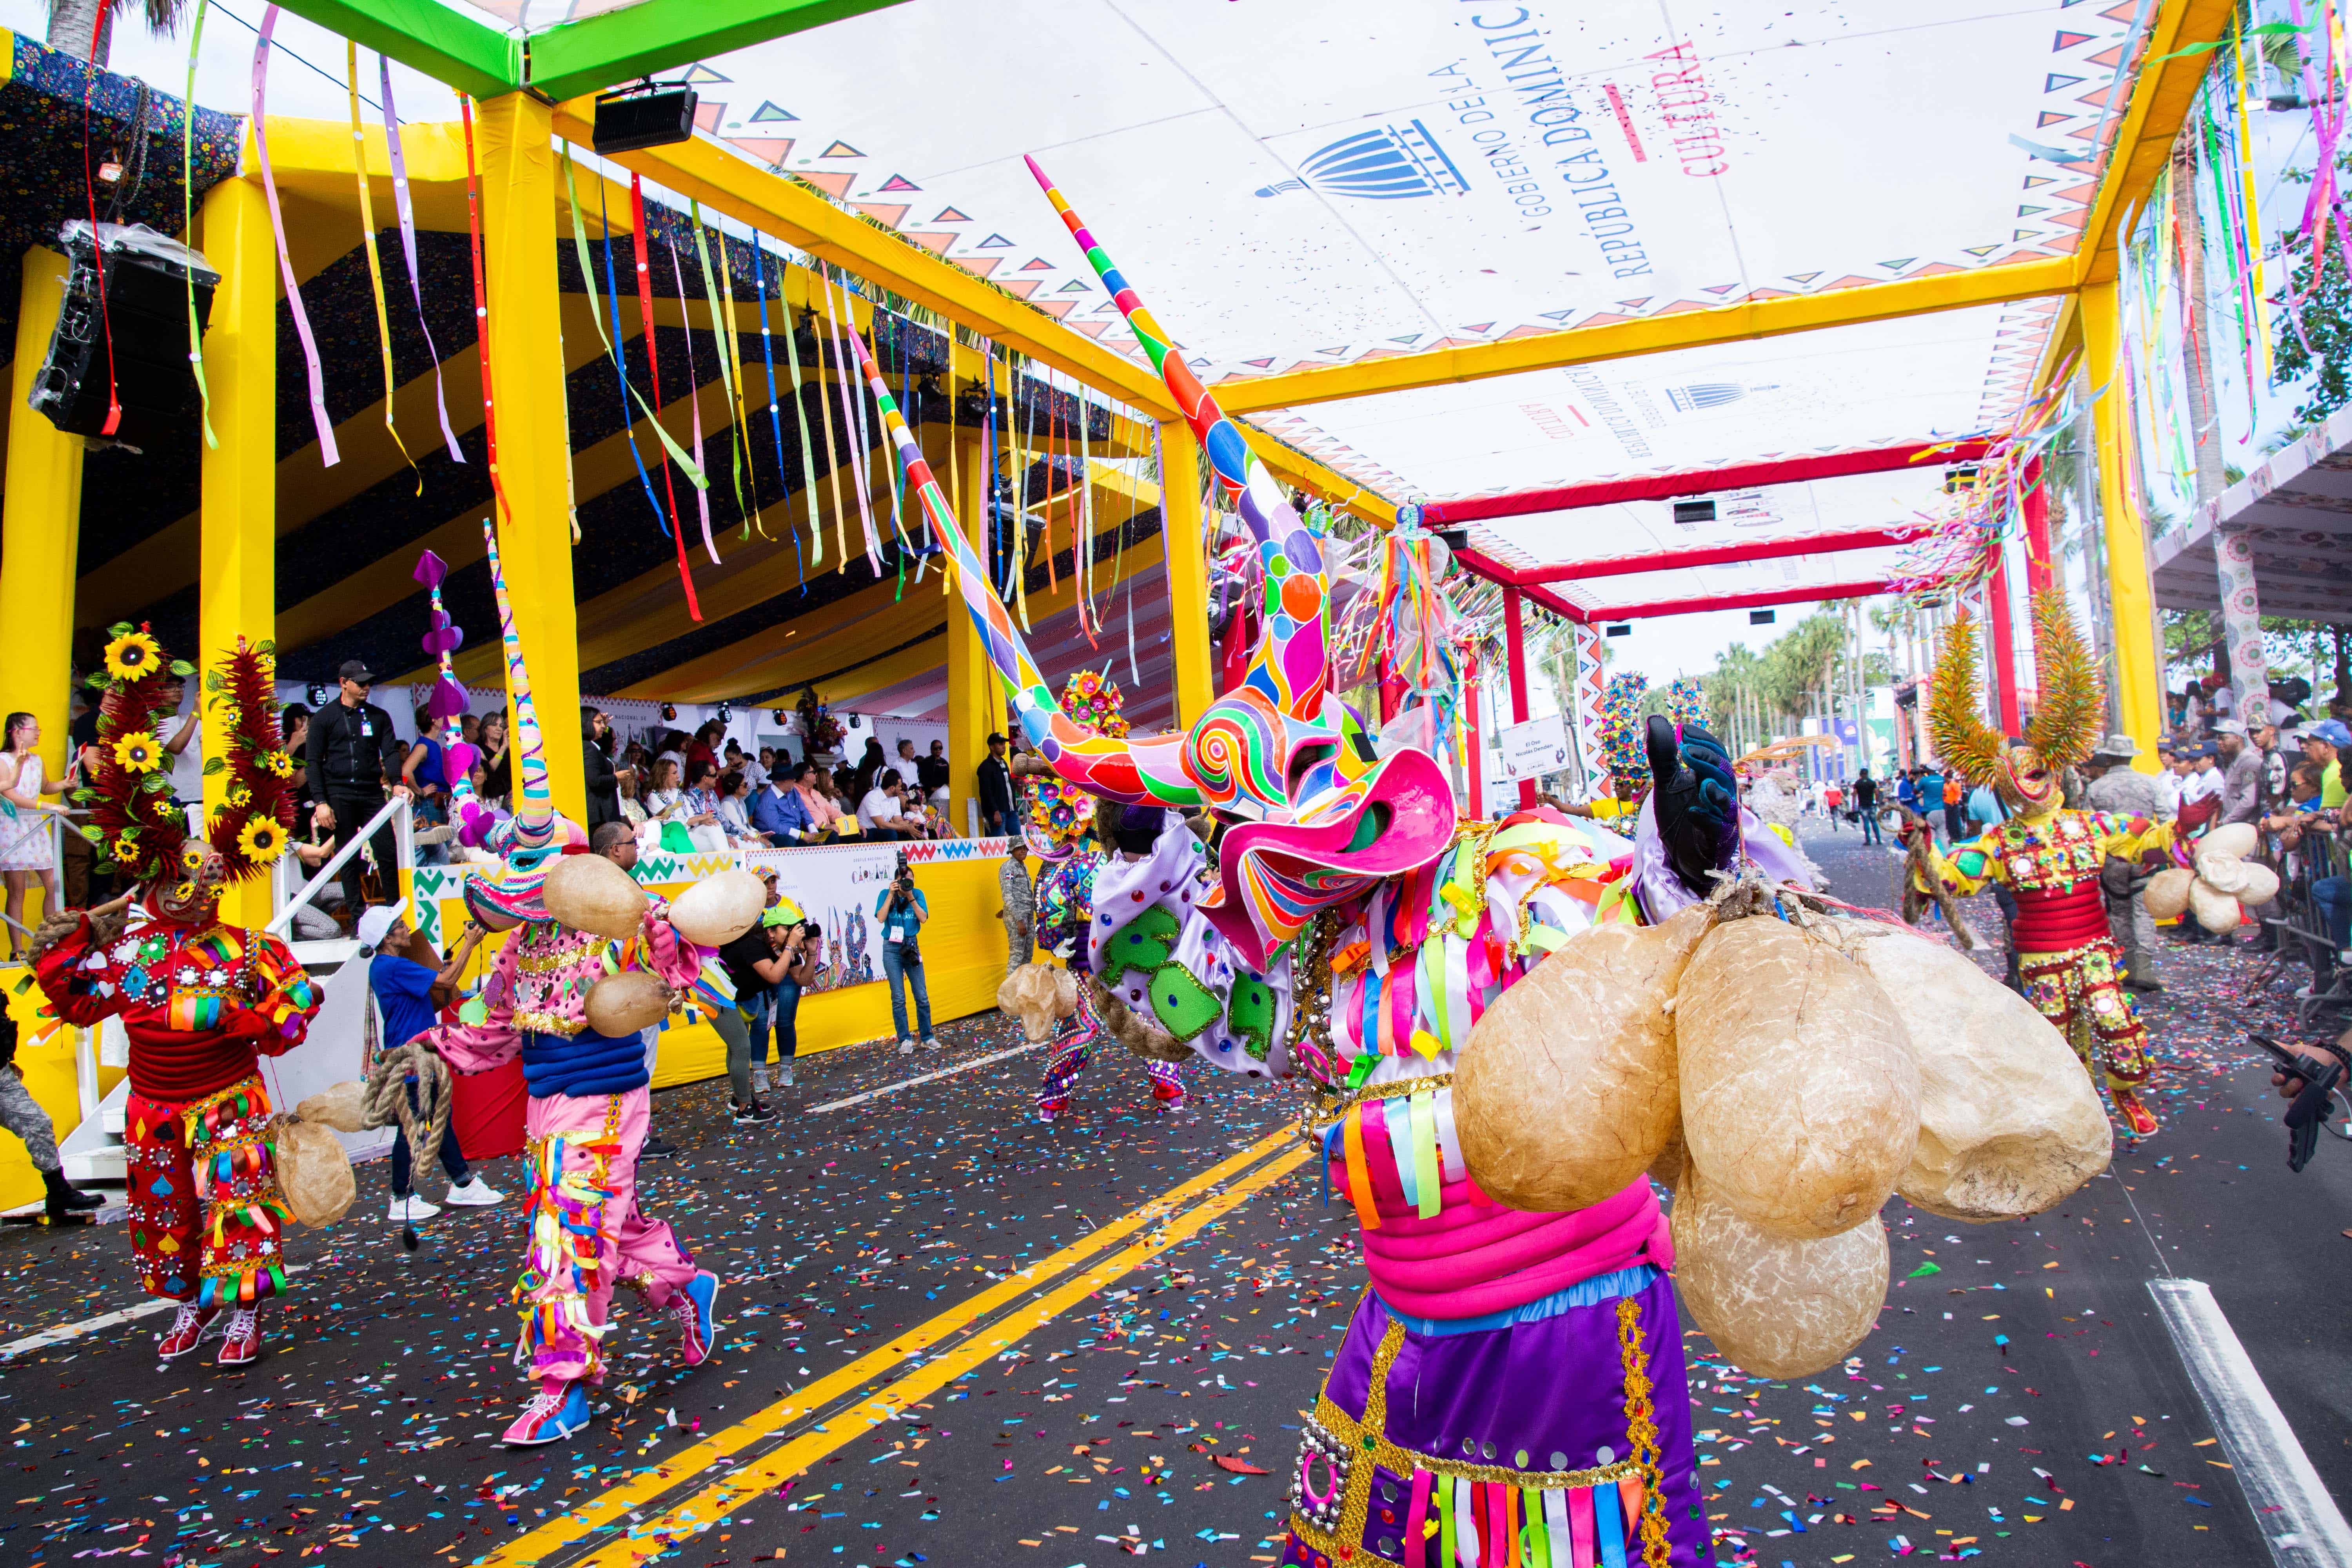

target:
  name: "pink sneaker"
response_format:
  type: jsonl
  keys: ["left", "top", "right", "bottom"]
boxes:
{"left": 673, "top": 1270, "right": 719, "bottom": 1367}
{"left": 503, "top": 1379, "right": 591, "bottom": 1446}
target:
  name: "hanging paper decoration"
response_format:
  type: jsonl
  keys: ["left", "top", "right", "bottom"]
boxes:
{"left": 252, "top": 7, "right": 338, "bottom": 465}
{"left": 377, "top": 55, "right": 463, "bottom": 462}
{"left": 181, "top": 0, "right": 216, "bottom": 448}
{"left": 347, "top": 41, "right": 417, "bottom": 490}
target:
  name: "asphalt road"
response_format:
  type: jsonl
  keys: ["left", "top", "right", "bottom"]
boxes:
{"left": 2, "top": 823, "right": 2347, "bottom": 1568}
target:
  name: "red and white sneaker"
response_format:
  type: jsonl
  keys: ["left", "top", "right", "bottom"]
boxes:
{"left": 503, "top": 1379, "right": 591, "bottom": 1446}
{"left": 156, "top": 1304, "right": 219, "bottom": 1361}
{"left": 214, "top": 1308, "right": 261, "bottom": 1367}
{"left": 2112, "top": 1087, "right": 2160, "bottom": 1140}
{"left": 1150, "top": 1078, "right": 1187, "bottom": 1109}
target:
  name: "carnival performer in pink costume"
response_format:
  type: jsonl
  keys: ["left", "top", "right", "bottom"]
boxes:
{"left": 410, "top": 530, "right": 729, "bottom": 1447}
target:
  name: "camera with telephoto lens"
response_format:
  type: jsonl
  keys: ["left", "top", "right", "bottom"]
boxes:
{"left": 2248, "top": 1033, "right": 2352, "bottom": 1171}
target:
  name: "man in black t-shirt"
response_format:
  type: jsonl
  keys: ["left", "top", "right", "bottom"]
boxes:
{"left": 976, "top": 731, "right": 1016, "bottom": 839}
{"left": 1853, "top": 770, "right": 1882, "bottom": 845}
{"left": 306, "top": 659, "right": 410, "bottom": 910}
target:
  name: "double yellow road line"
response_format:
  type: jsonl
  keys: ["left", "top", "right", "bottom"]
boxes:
{"left": 481, "top": 1123, "right": 1312, "bottom": 1567}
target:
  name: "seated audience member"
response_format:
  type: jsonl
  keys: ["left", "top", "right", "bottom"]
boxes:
{"left": 857, "top": 768, "right": 920, "bottom": 842}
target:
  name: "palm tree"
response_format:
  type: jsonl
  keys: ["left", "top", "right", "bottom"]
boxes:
{"left": 44, "top": 0, "right": 184, "bottom": 69}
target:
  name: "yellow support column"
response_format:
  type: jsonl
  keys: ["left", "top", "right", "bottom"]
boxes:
{"left": 947, "top": 437, "right": 1000, "bottom": 838}
{"left": 1159, "top": 422, "right": 1214, "bottom": 725}
{"left": 2083, "top": 280, "right": 2162, "bottom": 773}
{"left": 476, "top": 92, "right": 586, "bottom": 823}
{"left": 0, "top": 247, "right": 86, "bottom": 837}
{"left": 198, "top": 182, "right": 279, "bottom": 929}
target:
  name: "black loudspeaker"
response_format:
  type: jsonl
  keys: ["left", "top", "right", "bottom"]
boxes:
{"left": 593, "top": 86, "right": 699, "bottom": 155}
{"left": 31, "top": 221, "right": 219, "bottom": 451}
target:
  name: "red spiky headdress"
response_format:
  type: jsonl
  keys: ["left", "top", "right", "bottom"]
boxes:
{"left": 77, "top": 623, "right": 298, "bottom": 890}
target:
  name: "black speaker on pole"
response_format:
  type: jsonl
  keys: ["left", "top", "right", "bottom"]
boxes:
{"left": 29, "top": 220, "right": 220, "bottom": 451}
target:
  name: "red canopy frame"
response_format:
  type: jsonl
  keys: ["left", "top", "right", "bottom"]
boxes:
{"left": 1422, "top": 441, "right": 1991, "bottom": 525}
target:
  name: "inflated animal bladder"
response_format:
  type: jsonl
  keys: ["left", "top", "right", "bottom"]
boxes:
{"left": 667, "top": 869, "right": 768, "bottom": 947}
{"left": 999, "top": 962, "right": 1077, "bottom": 1044}
{"left": 541, "top": 852, "right": 651, "bottom": 939}
{"left": 1456, "top": 902, "right": 1711, "bottom": 1211}
{"left": 1676, "top": 915, "right": 1919, "bottom": 1239}
{"left": 1821, "top": 919, "right": 2109, "bottom": 1222}
{"left": 273, "top": 1116, "right": 356, "bottom": 1228}
{"left": 584, "top": 970, "right": 670, "bottom": 1036}
{"left": 1671, "top": 1164, "right": 1888, "bottom": 1379}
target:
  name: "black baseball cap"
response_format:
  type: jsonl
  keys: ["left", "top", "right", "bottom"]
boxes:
{"left": 986, "top": 731, "right": 1007, "bottom": 744}
{"left": 338, "top": 659, "right": 374, "bottom": 683}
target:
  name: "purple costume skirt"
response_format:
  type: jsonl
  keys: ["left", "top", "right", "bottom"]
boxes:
{"left": 1280, "top": 1269, "right": 1707, "bottom": 1568}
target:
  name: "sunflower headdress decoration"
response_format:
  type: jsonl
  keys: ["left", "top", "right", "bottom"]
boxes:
{"left": 1925, "top": 590, "right": 2102, "bottom": 813}
{"left": 76, "top": 624, "right": 298, "bottom": 889}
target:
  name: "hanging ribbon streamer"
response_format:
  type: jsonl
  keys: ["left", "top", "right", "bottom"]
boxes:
{"left": 665, "top": 237, "right": 722, "bottom": 566}
{"left": 688, "top": 201, "right": 754, "bottom": 532}
{"left": 346, "top": 41, "right": 418, "bottom": 491}
{"left": 748, "top": 240, "right": 804, "bottom": 588}
{"left": 79, "top": 7, "right": 121, "bottom": 439}
{"left": 713, "top": 225, "right": 767, "bottom": 539}
{"left": 810, "top": 278, "right": 851, "bottom": 572}
{"left": 775, "top": 251, "right": 825, "bottom": 568}
{"left": 181, "top": 0, "right": 216, "bottom": 448}
{"left": 627, "top": 174, "right": 701, "bottom": 619}
{"left": 456, "top": 96, "right": 503, "bottom": 530}
{"left": 377, "top": 54, "right": 462, "bottom": 463}
{"left": 253, "top": 7, "right": 337, "bottom": 465}
{"left": 983, "top": 344, "right": 1003, "bottom": 596}
{"left": 576, "top": 157, "right": 667, "bottom": 540}
{"left": 826, "top": 268, "right": 884, "bottom": 572}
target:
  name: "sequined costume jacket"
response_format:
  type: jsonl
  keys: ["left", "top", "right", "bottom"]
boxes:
{"left": 34, "top": 909, "right": 320, "bottom": 1099}
{"left": 1913, "top": 811, "right": 2175, "bottom": 954}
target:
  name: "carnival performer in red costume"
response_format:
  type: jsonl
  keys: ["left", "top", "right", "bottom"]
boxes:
{"left": 1909, "top": 594, "right": 2175, "bottom": 1138}
{"left": 30, "top": 626, "right": 318, "bottom": 1366}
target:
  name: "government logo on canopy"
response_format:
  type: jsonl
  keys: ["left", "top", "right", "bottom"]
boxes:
{"left": 1256, "top": 119, "right": 1469, "bottom": 201}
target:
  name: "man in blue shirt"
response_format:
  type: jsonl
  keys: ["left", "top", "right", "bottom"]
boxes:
{"left": 875, "top": 862, "right": 937, "bottom": 1054}
{"left": 358, "top": 906, "right": 502, "bottom": 1223}
{"left": 750, "top": 763, "right": 817, "bottom": 842}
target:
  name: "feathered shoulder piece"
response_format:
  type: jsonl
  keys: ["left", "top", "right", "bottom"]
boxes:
{"left": 2024, "top": 589, "right": 2102, "bottom": 773}
{"left": 76, "top": 624, "right": 191, "bottom": 887}
{"left": 201, "top": 636, "right": 299, "bottom": 880}
{"left": 73, "top": 625, "right": 296, "bottom": 888}
{"left": 1924, "top": 608, "right": 2005, "bottom": 788}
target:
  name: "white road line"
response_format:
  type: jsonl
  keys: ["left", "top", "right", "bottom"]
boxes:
{"left": 2, "top": 1265, "right": 311, "bottom": 1361}
{"left": 809, "top": 1040, "right": 1049, "bottom": 1113}
{"left": 2150, "top": 1278, "right": 2352, "bottom": 1568}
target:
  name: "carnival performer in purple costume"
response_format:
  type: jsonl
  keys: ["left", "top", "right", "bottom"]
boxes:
{"left": 832, "top": 162, "right": 1822, "bottom": 1563}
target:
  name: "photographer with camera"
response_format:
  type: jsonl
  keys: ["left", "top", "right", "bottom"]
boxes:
{"left": 877, "top": 856, "right": 938, "bottom": 1054}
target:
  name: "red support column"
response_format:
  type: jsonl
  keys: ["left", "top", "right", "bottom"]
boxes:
{"left": 2021, "top": 457, "right": 2054, "bottom": 598}
{"left": 1504, "top": 587, "right": 1535, "bottom": 809}
{"left": 1988, "top": 547, "right": 2022, "bottom": 737}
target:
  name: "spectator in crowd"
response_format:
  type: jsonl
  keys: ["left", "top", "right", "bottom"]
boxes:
{"left": 457, "top": 712, "right": 479, "bottom": 748}
{"left": 679, "top": 761, "right": 730, "bottom": 852}
{"left": 2301, "top": 719, "right": 2351, "bottom": 808}
{"left": 2083, "top": 734, "right": 2165, "bottom": 990}
{"left": 2218, "top": 720, "right": 2265, "bottom": 826}
{"left": 2252, "top": 717, "right": 2289, "bottom": 809}
{"left": 849, "top": 738, "right": 886, "bottom": 800}
{"left": 749, "top": 767, "right": 807, "bottom": 843}
{"left": 1913, "top": 762, "right": 1945, "bottom": 842}
{"left": 714, "top": 875, "right": 789, "bottom": 1124}
{"left": 307, "top": 660, "right": 409, "bottom": 910}
{"left": 280, "top": 703, "right": 313, "bottom": 810}
{"left": 686, "top": 722, "right": 722, "bottom": 778}
{"left": 715, "top": 769, "right": 769, "bottom": 847}
{"left": 284, "top": 802, "right": 349, "bottom": 939}
{"left": 358, "top": 905, "right": 501, "bottom": 1223}
{"left": 643, "top": 756, "right": 685, "bottom": 820}
{"left": 1853, "top": 769, "right": 1882, "bottom": 845}
{"left": 0, "top": 1009, "right": 104, "bottom": 1221}
{"left": 768, "top": 918, "right": 821, "bottom": 1089}
{"left": 876, "top": 859, "right": 937, "bottom": 1053}
{"left": 1821, "top": 778, "right": 1844, "bottom": 831}
{"left": 477, "top": 710, "right": 512, "bottom": 804}
{"left": 59, "top": 693, "right": 109, "bottom": 910}
{"left": 791, "top": 762, "right": 843, "bottom": 840}
{"left": 0, "top": 711, "right": 67, "bottom": 956}
{"left": 2175, "top": 739, "right": 2223, "bottom": 838}
{"left": 858, "top": 769, "right": 921, "bottom": 842}
{"left": 1939, "top": 763, "right": 1966, "bottom": 843}
{"left": 977, "top": 731, "right": 1016, "bottom": 839}
{"left": 919, "top": 740, "right": 951, "bottom": 800}
{"left": 1893, "top": 766, "right": 1918, "bottom": 818}
{"left": 894, "top": 740, "right": 930, "bottom": 804}
{"left": 403, "top": 706, "right": 451, "bottom": 866}
{"left": 581, "top": 709, "right": 626, "bottom": 830}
